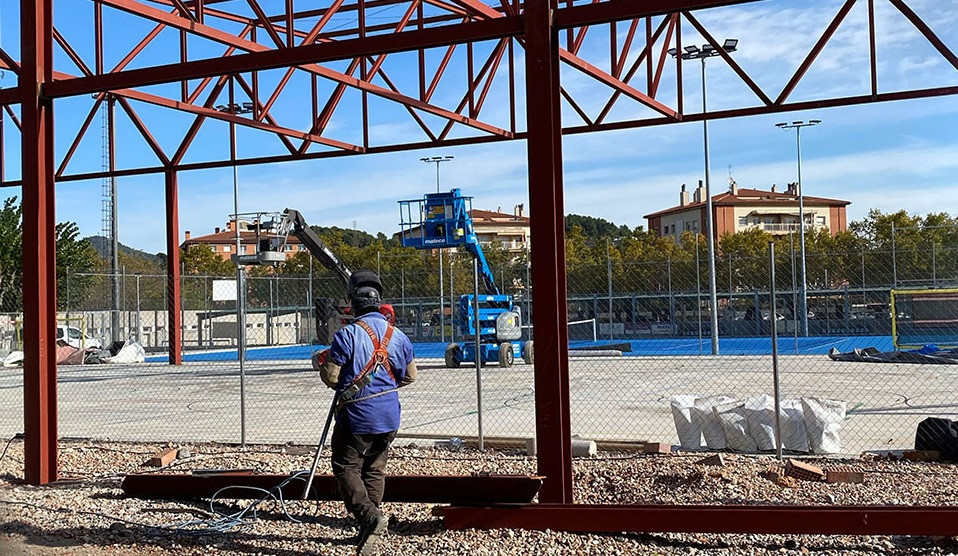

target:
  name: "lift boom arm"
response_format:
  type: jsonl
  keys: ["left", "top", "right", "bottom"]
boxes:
{"left": 463, "top": 239, "right": 500, "bottom": 296}
{"left": 277, "top": 208, "right": 352, "bottom": 286}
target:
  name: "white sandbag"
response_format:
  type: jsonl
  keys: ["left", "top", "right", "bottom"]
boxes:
{"left": 801, "top": 397, "right": 846, "bottom": 454}
{"left": 714, "top": 401, "right": 758, "bottom": 452}
{"left": 744, "top": 395, "right": 777, "bottom": 451}
{"left": 692, "top": 395, "right": 738, "bottom": 450}
{"left": 2, "top": 351, "right": 24, "bottom": 367}
{"left": 781, "top": 398, "right": 810, "bottom": 453}
{"left": 670, "top": 395, "right": 701, "bottom": 450}
{"left": 105, "top": 341, "right": 146, "bottom": 364}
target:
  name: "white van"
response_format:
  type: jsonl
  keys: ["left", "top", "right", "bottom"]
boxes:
{"left": 56, "top": 325, "right": 102, "bottom": 349}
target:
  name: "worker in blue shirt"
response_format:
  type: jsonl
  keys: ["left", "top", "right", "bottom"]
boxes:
{"left": 316, "top": 270, "right": 416, "bottom": 555}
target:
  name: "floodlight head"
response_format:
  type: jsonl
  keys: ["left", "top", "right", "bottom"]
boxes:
{"left": 684, "top": 45, "right": 699, "bottom": 54}
{"left": 810, "top": 119, "right": 822, "bottom": 125}
{"left": 723, "top": 38, "right": 739, "bottom": 51}
{"left": 775, "top": 122, "right": 787, "bottom": 128}
{"left": 215, "top": 104, "right": 228, "bottom": 112}
{"left": 792, "top": 121, "right": 802, "bottom": 125}
{"left": 242, "top": 102, "right": 254, "bottom": 111}
{"left": 702, "top": 44, "right": 715, "bottom": 53}
{"left": 667, "top": 47, "right": 678, "bottom": 57}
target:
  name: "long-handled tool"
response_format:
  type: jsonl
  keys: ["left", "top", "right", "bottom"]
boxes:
{"left": 302, "top": 391, "right": 340, "bottom": 500}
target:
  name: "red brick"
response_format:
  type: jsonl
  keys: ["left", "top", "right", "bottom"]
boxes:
{"left": 145, "top": 447, "right": 178, "bottom": 467}
{"left": 643, "top": 442, "right": 671, "bottom": 454}
{"left": 785, "top": 459, "right": 825, "bottom": 482}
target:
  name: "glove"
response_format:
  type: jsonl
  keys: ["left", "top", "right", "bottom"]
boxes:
{"left": 311, "top": 348, "right": 330, "bottom": 371}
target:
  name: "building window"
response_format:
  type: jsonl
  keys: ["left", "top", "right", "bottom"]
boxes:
{"left": 223, "top": 245, "right": 231, "bottom": 252}
{"left": 816, "top": 216, "right": 826, "bottom": 226}
{"left": 738, "top": 217, "right": 747, "bottom": 226}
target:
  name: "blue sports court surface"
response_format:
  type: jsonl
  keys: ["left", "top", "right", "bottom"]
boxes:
{"left": 145, "top": 335, "right": 895, "bottom": 363}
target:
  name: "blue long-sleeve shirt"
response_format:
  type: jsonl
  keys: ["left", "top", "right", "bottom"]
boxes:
{"left": 328, "top": 312, "right": 415, "bottom": 434}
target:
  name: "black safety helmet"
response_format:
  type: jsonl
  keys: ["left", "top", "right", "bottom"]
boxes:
{"left": 347, "top": 270, "right": 384, "bottom": 315}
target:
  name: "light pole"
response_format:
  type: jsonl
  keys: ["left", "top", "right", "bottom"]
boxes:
{"left": 420, "top": 155, "right": 454, "bottom": 343}
{"left": 217, "top": 97, "right": 254, "bottom": 447}
{"left": 669, "top": 38, "right": 738, "bottom": 355}
{"left": 775, "top": 119, "right": 821, "bottom": 337}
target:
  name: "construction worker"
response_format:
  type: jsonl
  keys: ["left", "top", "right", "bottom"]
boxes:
{"left": 316, "top": 270, "right": 417, "bottom": 555}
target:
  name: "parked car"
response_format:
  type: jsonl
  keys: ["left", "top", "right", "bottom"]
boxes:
{"left": 56, "top": 325, "right": 102, "bottom": 349}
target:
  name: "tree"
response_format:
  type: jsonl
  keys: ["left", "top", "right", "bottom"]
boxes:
{"left": 182, "top": 245, "right": 234, "bottom": 276}
{"left": 0, "top": 197, "right": 23, "bottom": 312}
{"left": 0, "top": 197, "right": 99, "bottom": 312}
{"left": 565, "top": 214, "right": 631, "bottom": 241}
{"left": 56, "top": 221, "right": 101, "bottom": 311}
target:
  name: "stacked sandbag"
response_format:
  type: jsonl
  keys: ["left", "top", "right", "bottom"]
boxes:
{"left": 672, "top": 394, "right": 845, "bottom": 454}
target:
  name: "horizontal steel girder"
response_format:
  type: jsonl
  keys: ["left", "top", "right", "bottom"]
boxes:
{"left": 121, "top": 473, "right": 543, "bottom": 504}
{"left": 443, "top": 504, "right": 958, "bottom": 536}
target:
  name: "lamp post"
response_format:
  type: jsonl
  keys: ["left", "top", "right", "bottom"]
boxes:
{"left": 669, "top": 38, "right": 738, "bottom": 355}
{"left": 775, "top": 119, "right": 820, "bottom": 337}
{"left": 216, "top": 97, "right": 254, "bottom": 447}
{"left": 420, "top": 155, "right": 454, "bottom": 343}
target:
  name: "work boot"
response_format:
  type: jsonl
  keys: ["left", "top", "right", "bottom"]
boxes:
{"left": 356, "top": 512, "right": 388, "bottom": 556}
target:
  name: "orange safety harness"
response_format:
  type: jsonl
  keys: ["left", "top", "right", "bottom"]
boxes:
{"left": 338, "top": 319, "right": 397, "bottom": 408}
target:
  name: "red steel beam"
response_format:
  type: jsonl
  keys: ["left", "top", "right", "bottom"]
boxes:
{"left": 524, "top": 0, "right": 573, "bottom": 505}
{"left": 889, "top": 0, "right": 958, "bottom": 72}
{"left": 555, "top": 0, "right": 760, "bottom": 29}
{"left": 0, "top": 88, "right": 20, "bottom": 106}
{"left": 165, "top": 170, "right": 183, "bottom": 365}
{"left": 43, "top": 9, "right": 521, "bottom": 100}
{"left": 4, "top": 84, "right": 957, "bottom": 190}
{"left": 20, "top": 0, "right": 58, "bottom": 486}
{"left": 775, "top": 0, "right": 856, "bottom": 105}
{"left": 122, "top": 474, "right": 543, "bottom": 504}
{"left": 444, "top": 504, "right": 958, "bottom": 536}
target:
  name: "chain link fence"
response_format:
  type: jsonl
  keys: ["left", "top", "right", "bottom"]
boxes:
{"left": 2, "top": 235, "right": 957, "bottom": 462}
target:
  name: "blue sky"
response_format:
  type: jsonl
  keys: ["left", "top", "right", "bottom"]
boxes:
{"left": 0, "top": 0, "right": 956, "bottom": 254}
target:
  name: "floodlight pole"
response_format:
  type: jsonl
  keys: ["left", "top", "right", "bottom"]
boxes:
{"left": 421, "top": 155, "right": 454, "bottom": 343}
{"left": 670, "top": 40, "right": 737, "bottom": 355}
{"left": 776, "top": 119, "right": 820, "bottom": 337}
{"left": 219, "top": 91, "right": 254, "bottom": 448}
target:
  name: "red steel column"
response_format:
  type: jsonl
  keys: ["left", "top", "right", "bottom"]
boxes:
{"left": 20, "top": 0, "right": 58, "bottom": 485}
{"left": 165, "top": 170, "right": 183, "bottom": 364}
{"left": 525, "top": 0, "right": 573, "bottom": 503}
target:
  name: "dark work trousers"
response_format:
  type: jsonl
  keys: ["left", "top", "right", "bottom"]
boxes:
{"left": 330, "top": 419, "right": 397, "bottom": 525}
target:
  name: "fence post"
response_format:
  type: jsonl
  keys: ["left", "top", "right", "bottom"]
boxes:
{"left": 473, "top": 257, "right": 484, "bottom": 451}
{"left": 891, "top": 221, "right": 898, "bottom": 287}
{"left": 450, "top": 253, "right": 456, "bottom": 344}
{"left": 607, "top": 239, "right": 613, "bottom": 342}
{"left": 135, "top": 274, "right": 141, "bottom": 344}
{"left": 768, "top": 241, "right": 783, "bottom": 461}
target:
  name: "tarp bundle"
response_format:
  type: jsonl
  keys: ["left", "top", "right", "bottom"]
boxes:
{"left": 829, "top": 345, "right": 958, "bottom": 364}
{"left": 84, "top": 340, "right": 146, "bottom": 364}
{"left": 671, "top": 395, "right": 845, "bottom": 454}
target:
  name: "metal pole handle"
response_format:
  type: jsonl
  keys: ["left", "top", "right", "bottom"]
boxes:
{"left": 303, "top": 392, "right": 341, "bottom": 500}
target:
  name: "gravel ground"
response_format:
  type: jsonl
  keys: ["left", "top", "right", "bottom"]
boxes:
{"left": 1, "top": 438, "right": 958, "bottom": 555}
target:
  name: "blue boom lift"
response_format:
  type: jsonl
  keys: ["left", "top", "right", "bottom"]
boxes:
{"left": 398, "top": 189, "right": 533, "bottom": 367}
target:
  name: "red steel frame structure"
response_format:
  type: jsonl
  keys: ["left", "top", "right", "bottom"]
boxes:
{"left": 3, "top": 0, "right": 958, "bottom": 535}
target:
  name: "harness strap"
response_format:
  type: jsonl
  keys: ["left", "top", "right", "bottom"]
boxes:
{"left": 340, "top": 319, "right": 397, "bottom": 406}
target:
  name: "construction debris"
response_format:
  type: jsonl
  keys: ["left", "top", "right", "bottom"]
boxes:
{"left": 643, "top": 442, "right": 671, "bottom": 455}
{"left": 571, "top": 437, "right": 597, "bottom": 457}
{"left": 785, "top": 459, "right": 826, "bottom": 482}
{"left": 902, "top": 450, "right": 940, "bottom": 462}
{"left": 144, "top": 447, "right": 178, "bottom": 467}
{"left": 695, "top": 453, "right": 726, "bottom": 467}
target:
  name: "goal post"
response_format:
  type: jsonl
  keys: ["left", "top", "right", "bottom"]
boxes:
{"left": 891, "top": 288, "right": 958, "bottom": 350}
